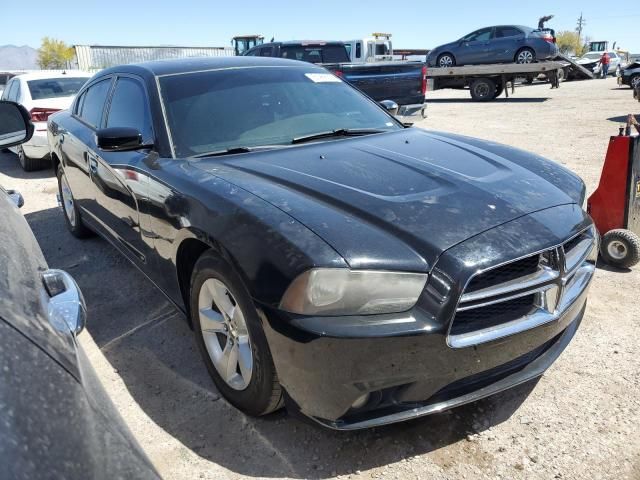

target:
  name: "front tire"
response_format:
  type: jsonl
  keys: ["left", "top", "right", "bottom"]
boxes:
{"left": 437, "top": 53, "right": 456, "bottom": 68}
{"left": 57, "top": 165, "right": 92, "bottom": 238}
{"left": 18, "top": 145, "right": 49, "bottom": 171}
{"left": 630, "top": 74, "right": 640, "bottom": 90}
{"left": 515, "top": 48, "right": 536, "bottom": 64}
{"left": 600, "top": 229, "right": 640, "bottom": 269}
{"left": 190, "top": 251, "right": 282, "bottom": 416}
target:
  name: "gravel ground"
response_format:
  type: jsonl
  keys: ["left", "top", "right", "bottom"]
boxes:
{"left": 1, "top": 76, "right": 638, "bottom": 480}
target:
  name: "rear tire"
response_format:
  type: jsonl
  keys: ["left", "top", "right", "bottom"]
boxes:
{"left": 437, "top": 53, "right": 456, "bottom": 68}
{"left": 190, "top": 251, "right": 283, "bottom": 416}
{"left": 600, "top": 229, "right": 640, "bottom": 268}
{"left": 57, "top": 165, "right": 93, "bottom": 238}
{"left": 630, "top": 74, "right": 640, "bottom": 90}
{"left": 17, "top": 145, "right": 49, "bottom": 171}
{"left": 515, "top": 48, "right": 536, "bottom": 64}
{"left": 469, "top": 78, "right": 496, "bottom": 101}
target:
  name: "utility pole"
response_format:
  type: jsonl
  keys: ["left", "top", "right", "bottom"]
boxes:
{"left": 576, "top": 13, "right": 586, "bottom": 38}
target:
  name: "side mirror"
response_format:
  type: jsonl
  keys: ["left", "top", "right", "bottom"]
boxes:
{"left": 96, "top": 127, "right": 146, "bottom": 152}
{"left": 5, "top": 189, "right": 24, "bottom": 208}
{"left": 0, "top": 101, "right": 33, "bottom": 148}
{"left": 380, "top": 100, "right": 399, "bottom": 116}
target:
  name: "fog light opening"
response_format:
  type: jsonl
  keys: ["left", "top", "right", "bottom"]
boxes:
{"left": 351, "top": 393, "right": 370, "bottom": 410}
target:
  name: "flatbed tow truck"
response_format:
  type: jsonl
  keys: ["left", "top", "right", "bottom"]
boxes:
{"left": 426, "top": 60, "right": 568, "bottom": 101}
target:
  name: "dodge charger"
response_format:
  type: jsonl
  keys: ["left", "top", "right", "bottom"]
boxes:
{"left": 48, "top": 57, "right": 596, "bottom": 429}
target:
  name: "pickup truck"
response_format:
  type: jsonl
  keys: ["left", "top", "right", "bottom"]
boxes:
{"left": 244, "top": 41, "right": 426, "bottom": 119}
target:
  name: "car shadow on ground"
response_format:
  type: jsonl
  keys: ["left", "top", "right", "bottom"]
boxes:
{"left": 427, "top": 97, "right": 549, "bottom": 104}
{"left": 25, "top": 205, "right": 540, "bottom": 479}
{"left": 0, "top": 150, "right": 54, "bottom": 180}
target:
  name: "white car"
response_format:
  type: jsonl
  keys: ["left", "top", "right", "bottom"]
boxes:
{"left": 1, "top": 71, "right": 91, "bottom": 170}
{"left": 577, "top": 51, "right": 626, "bottom": 77}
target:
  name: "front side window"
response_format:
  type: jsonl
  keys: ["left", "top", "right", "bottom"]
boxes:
{"left": 463, "top": 28, "right": 493, "bottom": 42}
{"left": 27, "top": 77, "right": 89, "bottom": 100}
{"left": 159, "top": 67, "right": 400, "bottom": 157}
{"left": 106, "top": 77, "right": 153, "bottom": 141}
{"left": 355, "top": 42, "right": 362, "bottom": 59}
{"left": 78, "top": 78, "right": 112, "bottom": 128}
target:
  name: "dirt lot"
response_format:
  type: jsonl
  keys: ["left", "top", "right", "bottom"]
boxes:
{"left": 1, "top": 77, "right": 639, "bottom": 480}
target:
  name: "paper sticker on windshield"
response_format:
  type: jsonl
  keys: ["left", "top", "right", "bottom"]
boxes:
{"left": 305, "top": 73, "right": 341, "bottom": 83}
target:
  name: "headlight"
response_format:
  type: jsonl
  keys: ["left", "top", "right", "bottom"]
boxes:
{"left": 279, "top": 268, "right": 428, "bottom": 316}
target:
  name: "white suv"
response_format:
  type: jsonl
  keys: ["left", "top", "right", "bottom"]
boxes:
{"left": 1, "top": 71, "right": 90, "bottom": 170}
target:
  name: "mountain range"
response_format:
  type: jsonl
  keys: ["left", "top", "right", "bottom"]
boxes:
{"left": 0, "top": 45, "right": 39, "bottom": 70}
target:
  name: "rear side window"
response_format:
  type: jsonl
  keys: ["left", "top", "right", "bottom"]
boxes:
{"left": 106, "top": 77, "right": 153, "bottom": 141}
{"left": 355, "top": 42, "right": 362, "bottom": 59}
{"left": 495, "top": 27, "right": 523, "bottom": 38}
{"left": 27, "top": 77, "right": 89, "bottom": 100}
{"left": 78, "top": 78, "right": 112, "bottom": 128}
{"left": 280, "top": 45, "right": 350, "bottom": 63}
{"left": 259, "top": 47, "right": 273, "bottom": 57}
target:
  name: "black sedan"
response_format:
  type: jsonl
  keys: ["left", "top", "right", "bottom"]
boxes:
{"left": 48, "top": 57, "right": 596, "bottom": 430}
{"left": 0, "top": 101, "right": 158, "bottom": 478}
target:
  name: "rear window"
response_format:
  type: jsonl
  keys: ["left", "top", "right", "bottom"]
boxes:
{"left": 280, "top": 45, "right": 349, "bottom": 64}
{"left": 27, "top": 77, "right": 89, "bottom": 100}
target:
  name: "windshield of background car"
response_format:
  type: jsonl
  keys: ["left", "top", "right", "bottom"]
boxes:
{"left": 159, "top": 67, "right": 401, "bottom": 157}
{"left": 27, "top": 77, "right": 90, "bottom": 100}
{"left": 582, "top": 53, "right": 601, "bottom": 60}
{"left": 280, "top": 45, "right": 350, "bottom": 63}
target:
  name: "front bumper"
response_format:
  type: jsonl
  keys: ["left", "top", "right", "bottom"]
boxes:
{"left": 261, "top": 286, "right": 588, "bottom": 430}
{"left": 260, "top": 205, "right": 594, "bottom": 429}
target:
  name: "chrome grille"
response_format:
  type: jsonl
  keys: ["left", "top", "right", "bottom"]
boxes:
{"left": 448, "top": 226, "right": 597, "bottom": 349}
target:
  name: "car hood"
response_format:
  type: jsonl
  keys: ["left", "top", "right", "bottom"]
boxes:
{"left": 193, "top": 129, "right": 583, "bottom": 271}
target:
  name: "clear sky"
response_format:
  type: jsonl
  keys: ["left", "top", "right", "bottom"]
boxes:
{"left": 2, "top": 0, "right": 639, "bottom": 52}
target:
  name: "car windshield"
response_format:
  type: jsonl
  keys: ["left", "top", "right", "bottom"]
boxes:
{"left": 582, "top": 53, "right": 602, "bottom": 60}
{"left": 159, "top": 67, "right": 401, "bottom": 157}
{"left": 27, "top": 77, "right": 89, "bottom": 100}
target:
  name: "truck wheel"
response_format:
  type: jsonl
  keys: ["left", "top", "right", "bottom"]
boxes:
{"left": 600, "top": 229, "right": 640, "bottom": 268}
{"left": 557, "top": 68, "right": 566, "bottom": 83}
{"left": 469, "top": 78, "right": 496, "bottom": 101}
{"left": 437, "top": 53, "right": 456, "bottom": 68}
{"left": 17, "top": 145, "right": 49, "bottom": 172}
{"left": 515, "top": 48, "right": 536, "bottom": 64}
{"left": 190, "top": 251, "right": 283, "bottom": 416}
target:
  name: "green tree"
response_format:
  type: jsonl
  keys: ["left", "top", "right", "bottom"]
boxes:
{"left": 37, "top": 37, "right": 75, "bottom": 69}
{"left": 556, "top": 31, "right": 583, "bottom": 56}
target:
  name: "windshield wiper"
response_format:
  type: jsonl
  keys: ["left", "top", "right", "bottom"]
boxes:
{"left": 291, "top": 128, "right": 388, "bottom": 145}
{"left": 192, "top": 145, "right": 286, "bottom": 158}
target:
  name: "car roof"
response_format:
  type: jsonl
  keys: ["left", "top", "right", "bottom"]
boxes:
{"left": 96, "top": 56, "right": 323, "bottom": 78}
{"left": 14, "top": 70, "right": 92, "bottom": 81}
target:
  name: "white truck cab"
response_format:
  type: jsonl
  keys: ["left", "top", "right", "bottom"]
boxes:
{"left": 343, "top": 33, "right": 393, "bottom": 64}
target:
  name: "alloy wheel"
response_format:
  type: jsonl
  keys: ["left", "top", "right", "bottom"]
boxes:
{"left": 17, "top": 145, "right": 26, "bottom": 168}
{"left": 60, "top": 173, "right": 77, "bottom": 227}
{"left": 198, "top": 278, "right": 253, "bottom": 391}
{"left": 438, "top": 55, "right": 454, "bottom": 68}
